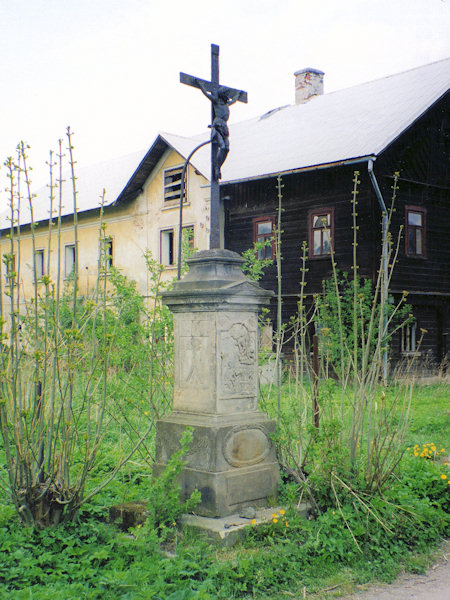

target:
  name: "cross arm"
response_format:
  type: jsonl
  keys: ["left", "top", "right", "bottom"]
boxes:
{"left": 180, "top": 72, "right": 247, "bottom": 103}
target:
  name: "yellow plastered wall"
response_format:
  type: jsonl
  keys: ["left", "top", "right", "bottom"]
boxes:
{"left": 0, "top": 149, "right": 210, "bottom": 326}
{"left": 142, "top": 148, "right": 210, "bottom": 287}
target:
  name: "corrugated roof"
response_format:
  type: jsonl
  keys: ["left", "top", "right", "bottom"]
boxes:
{"left": 2, "top": 57, "right": 448, "bottom": 230}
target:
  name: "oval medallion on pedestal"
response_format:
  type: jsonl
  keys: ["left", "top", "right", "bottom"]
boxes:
{"left": 223, "top": 425, "right": 271, "bottom": 468}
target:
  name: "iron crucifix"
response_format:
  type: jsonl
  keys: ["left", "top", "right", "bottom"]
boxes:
{"left": 180, "top": 44, "right": 247, "bottom": 249}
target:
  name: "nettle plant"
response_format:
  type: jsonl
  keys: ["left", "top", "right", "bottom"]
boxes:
{"left": 0, "top": 133, "right": 173, "bottom": 527}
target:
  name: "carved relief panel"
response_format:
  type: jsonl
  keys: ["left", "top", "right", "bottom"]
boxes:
{"left": 217, "top": 313, "right": 258, "bottom": 410}
{"left": 174, "top": 313, "right": 214, "bottom": 412}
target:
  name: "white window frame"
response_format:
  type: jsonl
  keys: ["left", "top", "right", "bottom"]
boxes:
{"left": 65, "top": 244, "right": 76, "bottom": 278}
{"left": 104, "top": 237, "right": 113, "bottom": 269}
{"left": 5, "top": 254, "right": 16, "bottom": 286}
{"left": 160, "top": 229, "right": 175, "bottom": 266}
{"left": 35, "top": 249, "right": 44, "bottom": 280}
{"left": 401, "top": 321, "right": 420, "bottom": 356}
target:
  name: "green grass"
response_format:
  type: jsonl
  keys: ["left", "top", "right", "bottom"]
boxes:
{"left": 0, "top": 381, "right": 448, "bottom": 599}
{"left": 407, "top": 383, "right": 450, "bottom": 450}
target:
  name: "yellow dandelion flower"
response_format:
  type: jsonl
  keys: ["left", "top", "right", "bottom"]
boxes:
{"left": 440, "top": 448, "right": 445, "bottom": 453}
{"left": 280, "top": 509, "right": 286, "bottom": 516}
{"left": 414, "top": 451, "right": 419, "bottom": 456}
{"left": 441, "top": 474, "right": 447, "bottom": 480}
{"left": 431, "top": 446, "right": 436, "bottom": 452}
{"left": 272, "top": 518, "right": 278, "bottom": 524}
{"left": 272, "top": 513, "right": 278, "bottom": 518}
{"left": 285, "top": 522, "right": 289, "bottom": 528}
{"left": 445, "top": 462, "right": 449, "bottom": 466}
{"left": 406, "top": 447, "right": 410, "bottom": 451}
{"left": 251, "top": 519, "right": 256, "bottom": 525}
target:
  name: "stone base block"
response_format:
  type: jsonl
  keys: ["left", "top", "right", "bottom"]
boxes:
{"left": 181, "top": 504, "right": 311, "bottom": 546}
{"left": 154, "top": 411, "right": 279, "bottom": 517}
{"left": 109, "top": 501, "right": 148, "bottom": 531}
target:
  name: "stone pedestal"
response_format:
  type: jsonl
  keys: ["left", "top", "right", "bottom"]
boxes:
{"left": 154, "top": 249, "right": 279, "bottom": 517}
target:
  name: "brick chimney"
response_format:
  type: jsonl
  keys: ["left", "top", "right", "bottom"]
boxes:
{"left": 294, "top": 68, "right": 324, "bottom": 104}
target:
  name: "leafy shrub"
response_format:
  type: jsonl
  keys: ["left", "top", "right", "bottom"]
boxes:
{"left": 315, "top": 271, "right": 412, "bottom": 375}
{"left": 140, "top": 428, "right": 201, "bottom": 538}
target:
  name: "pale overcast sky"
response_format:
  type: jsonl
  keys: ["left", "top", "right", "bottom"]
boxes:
{"left": 0, "top": 0, "right": 449, "bottom": 193}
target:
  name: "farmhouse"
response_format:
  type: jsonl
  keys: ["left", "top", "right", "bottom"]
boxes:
{"left": 1, "top": 58, "right": 448, "bottom": 371}
{"left": 0, "top": 136, "right": 211, "bottom": 310}
{"left": 221, "top": 59, "right": 450, "bottom": 372}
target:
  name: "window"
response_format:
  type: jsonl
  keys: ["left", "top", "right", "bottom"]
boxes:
{"left": 405, "top": 206, "right": 426, "bottom": 257}
{"left": 401, "top": 321, "right": 418, "bottom": 354}
{"left": 65, "top": 244, "right": 76, "bottom": 278}
{"left": 5, "top": 254, "right": 16, "bottom": 286}
{"left": 309, "top": 209, "right": 333, "bottom": 257}
{"left": 160, "top": 229, "right": 175, "bottom": 266}
{"left": 164, "top": 166, "right": 186, "bottom": 204}
{"left": 35, "top": 249, "right": 44, "bottom": 280}
{"left": 103, "top": 237, "right": 113, "bottom": 269}
{"left": 253, "top": 217, "right": 275, "bottom": 259}
{"left": 182, "top": 226, "right": 195, "bottom": 252}
{"left": 105, "top": 238, "right": 113, "bottom": 268}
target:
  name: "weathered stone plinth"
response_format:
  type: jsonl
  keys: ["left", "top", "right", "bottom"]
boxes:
{"left": 154, "top": 249, "right": 279, "bottom": 517}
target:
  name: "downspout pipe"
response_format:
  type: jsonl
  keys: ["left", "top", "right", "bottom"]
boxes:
{"left": 177, "top": 139, "right": 211, "bottom": 280}
{"left": 368, "top": 158, "right": 389, "bottom": 383}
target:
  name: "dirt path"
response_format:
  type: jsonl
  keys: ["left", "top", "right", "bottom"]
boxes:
{"left": 338, "top": 540, "right": 449, "bottom": 600}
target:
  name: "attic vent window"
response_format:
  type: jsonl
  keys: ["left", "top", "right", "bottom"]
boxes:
{"left": 164, "top": 166, "right": 186, "bottom": 204}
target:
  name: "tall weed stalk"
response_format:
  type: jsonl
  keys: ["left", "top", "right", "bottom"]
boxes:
{"left": 0, "top": 133, "right": 172, "bottom": 526}
{"left": 262, "top": 172, "right": 416, "bottom": 511}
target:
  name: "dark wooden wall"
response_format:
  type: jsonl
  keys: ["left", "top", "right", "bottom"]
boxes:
{"left": 224, "top": 165, "right": 377, "bottom": 295}
{"left": 223, "top": 93, "right": 450, "bottom": 371}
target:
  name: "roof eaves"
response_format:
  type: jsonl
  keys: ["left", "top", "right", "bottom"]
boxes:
{"left": 111, "top": 132, "right": 211, "bottom": 207}
{"left": 221, "top": 155, "right": 377, "bottom": 186}
{"left": 112, "top": 135, "right": 170, "bottom": 206}
{"left": 375, "top": 88, "right": 449, "bottom": 158}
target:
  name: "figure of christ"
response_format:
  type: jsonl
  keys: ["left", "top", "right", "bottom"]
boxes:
{"left": 196, "top": 81, "right": 242, "bottom": 180}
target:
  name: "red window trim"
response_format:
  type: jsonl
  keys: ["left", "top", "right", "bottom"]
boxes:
{"left": 253, "top": 216, "right": 275, "bottom": 259}
{"left": 308, "top": 207, "right": 335, "bottom": 258}
{"left": 405, "top": 205, "right": 426, "bottom": 258}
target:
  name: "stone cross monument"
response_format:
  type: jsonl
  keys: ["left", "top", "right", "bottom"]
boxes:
{"left": 180, "top": 43, "right": 247, "bottom": 249}
{"left": 154, "top": 46, "right": 279, "bottom": 517}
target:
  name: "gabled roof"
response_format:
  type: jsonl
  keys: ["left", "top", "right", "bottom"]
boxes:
{"left": 194, "top": 57, "right": 450, "bottom": 183}
{"left": 122, "top": 57, "right": 450, "bottom": 190}
{"left": 0, "top": 148, "right": 147, "bottom": 230}
{"left": 2, "top": 57, "right": 448, "bottom": 230}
